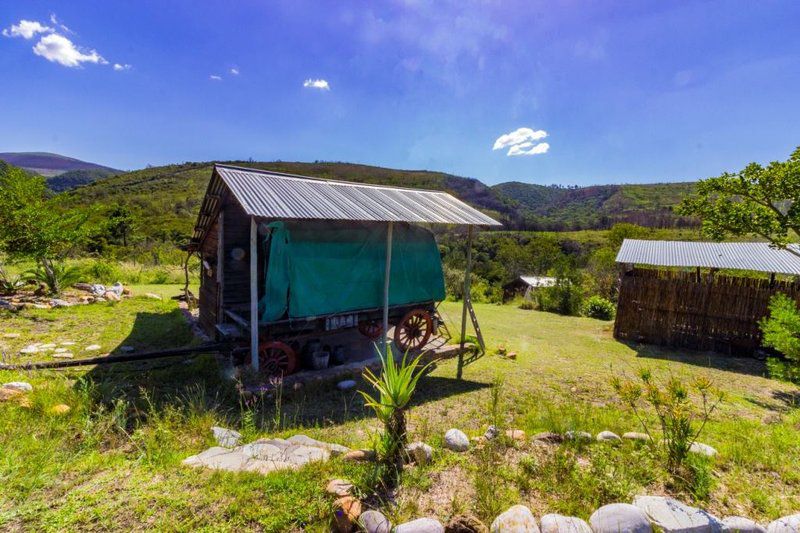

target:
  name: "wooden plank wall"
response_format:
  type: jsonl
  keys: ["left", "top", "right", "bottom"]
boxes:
{"left": 222, "top": 200, "right": 254, "bottom": 308}
{"left": 614, "top": 268, "right": 800, "bottom": 355}
{"left": 199, "top": 219, "right": 219, "bottom": 334}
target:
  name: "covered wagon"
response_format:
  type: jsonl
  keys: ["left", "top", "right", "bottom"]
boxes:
{"left": 188, "top": 164, "right": 501, "bottom": 376}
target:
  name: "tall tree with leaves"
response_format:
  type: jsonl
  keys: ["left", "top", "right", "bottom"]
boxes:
{"left": 0, "top": 164, "right": 88, "bottom": 294}
{"left": 680, "top": 147, "right": 800, "bottom": 254}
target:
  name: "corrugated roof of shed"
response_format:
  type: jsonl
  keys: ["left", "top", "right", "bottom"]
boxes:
{"left": 217, "top": 165, "right": 501, "bottom": 226}
{"left": 616, "top": 239, "right": 800, "bottom": 275}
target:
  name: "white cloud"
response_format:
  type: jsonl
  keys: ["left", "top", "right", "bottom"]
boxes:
{"left": 49, "top": 13, "right": 72, "bottom": 34}
{"left": 209, "top": 74, "right": 222, "bottom": 81}
{"left": 493, "top": 127, "right": 550, "bottom": 156}
{"left": 507, "top": 142, "right": 550, "bottom": 156}
{"left": 113, "top": 63, "right": 131, "bottom": 71}
{"left": 303, "top": 78, "right": 330, "bottom": 90}
{"left": 230, "top": 67, "right": 239, "bottom": 75}
{"left": 3, "top": 19, "right": 53, "bottom": 39}
{"left": 33, "top": 33, "right": 106, "bottom": 67}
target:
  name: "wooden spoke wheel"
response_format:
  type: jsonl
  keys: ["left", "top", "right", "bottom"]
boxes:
{"left": 358, "top": 320, "right": 383, "bottom": 340}
{"left": 258, "top": 341, "right": 297, "bottom": 377}
{"left": 394, "top": 309, "right": 434, "bottom": 352}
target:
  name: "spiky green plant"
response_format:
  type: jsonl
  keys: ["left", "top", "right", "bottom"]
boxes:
{"left": 360, "top": 345, "right": 433, "bottom": 484}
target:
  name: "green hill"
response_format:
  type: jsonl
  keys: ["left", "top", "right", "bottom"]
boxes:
{"left": 492, "top": 181, "right": 697, "bottom": 230}
{"left": 63, "top": 160, "right": 698, "bottom": 245}
{"left": 0, "top": 152, "right": 121, "bottom": 189}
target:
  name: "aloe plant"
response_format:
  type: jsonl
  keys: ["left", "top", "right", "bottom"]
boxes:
{"left": 360, "top": 345, "right": 433, "bottom": 483}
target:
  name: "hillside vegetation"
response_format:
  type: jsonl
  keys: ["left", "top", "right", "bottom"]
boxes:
{"left": 64, "top": 160, "right": 697, "bottom": 244}
{"left": 493, "top": 181, "right": 697, "bottom": 230}
{"left": 0, "top": 152, "right": 119, "bottom": 182}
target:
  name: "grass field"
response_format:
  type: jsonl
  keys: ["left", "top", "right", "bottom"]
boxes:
{"left": 2, "top": 288, "right": 799, "bottom": 531}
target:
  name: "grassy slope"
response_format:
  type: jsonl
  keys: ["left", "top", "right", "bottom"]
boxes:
{"left": 2, "top": 295, "right": 798, "bottom": 530}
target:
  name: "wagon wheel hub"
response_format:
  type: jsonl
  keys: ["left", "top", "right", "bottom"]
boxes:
{"left": 258, "top": 341, "right": 298, "bottom": 377}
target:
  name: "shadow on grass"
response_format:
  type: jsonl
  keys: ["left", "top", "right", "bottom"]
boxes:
{"left": 624, "top": 340, "right": 770, "bottom": 378}
{"left": 77, "top": 310, "right": 488, "bottom": 431}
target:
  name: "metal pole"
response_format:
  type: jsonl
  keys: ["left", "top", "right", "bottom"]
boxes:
{"left": 382, "top": 221, "right": 394, "bottom": 358}
{"left": 250, "top": 216, "right": 259, "bottom": 371}
{"left": 457, "top": 225, "right": 474, "bottom": 379}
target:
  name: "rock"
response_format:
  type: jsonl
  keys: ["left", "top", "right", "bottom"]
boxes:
{"left": 359, "top": 510, "right": 392, "bottom": 533}
{"left": 103, "top": 291, "right": 121, "bottom": 302}
{"left": 286, "top": 434, "right": 349, "bottom": 455}
{"left": 395, "top": 518, "right": 445, "bottom": 533}
{"left": 689, "top": 442, "right": 717, "bottom": 457}
{"left": 337, "top": 379, "right": 357, "bottom": 391}
{"left": 506, "top": 429, "right": 527, "bottom": 441}
{"left": 444, "top": 429, "right": 469, "bottom": 452}
{"left": 85, "top": 344, "right": 102, "bottom": 351}
{"left": 40, "top": 343, "right": 57, "bottom": 350}
{"left": 333, "top": 496, "right": 362, "bottom": 532}
{"left": 722, "top": 516, "right": 766, "bottom": 533}
{"left": 326, "top": 479, "right": 354, "bottom": 497}
{"left": 406, "top": 441, "right": 433, "bottom": 466}
{"left": 3, "top": 381, "right": 33, "bottom": 392}
{"left": 50, "top": 299, "right": 72, "bottom": 308}
{"left": 50, "top": 404, "right": 71, "bottom": 414}
{"left": 445, "top": 513, "right": 489, "bottom": 532}
{"left": 633, "top": 495, "right": 724, "bottom": 532}
{"left": 596, "top": 431, "right": 621, "bottom": 442}
{"left": 767, "top": 514, "right": 800, "bottom": 533}
{"left": 623, "top": 432, "right": 651, "bottom": 442}
{"left": 3, "top": 332, "right": 21, "bottom": 338}
{"left": 123, "top": 287, "right": 133, "bottom": 296}
{"left": 212, "top": 426, "right": 242, "bottom": 448}
{"left": 120, "top": 345, "right": 135, "bottom": 353}
{"left": 490, "top": 505, "right": 539, "bottom": 532}
{"left": 565, "top": 431, "right": 593, "bottom": 442}
{"left": 52, "top": 352, "right": 74, "bottom": 359}
{"left": 0, "top": 388, "right": 23, "bottom": 402}
{"left": 484, "top": 425, "right": 500, "bottom": 440}
{"left": 540, "top": 514, "right": 592, "bottom": 533}
{"left": 342, "top": 449, "right": 376, "bottom": 462}
{"left": 19, "top": 346, "right": 39, "bottom": 354}
{"left": 506, "top": 352, "right": 517, "bottom": 360}
{"left": 533, "top": 431, "right": 563, "bottom": 444}
{"left": 60, "top": 341, "right": 76, "bottom": 346}
{"left": 589, "top": 503, "right": 652, "bottom": 533}
{"left": 144, "top": 292, "right": 162, "bottom": 300}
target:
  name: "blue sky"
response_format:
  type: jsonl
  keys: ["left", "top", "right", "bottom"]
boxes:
{"left": 2, "top": 1, "right": 800, "bottom": 185}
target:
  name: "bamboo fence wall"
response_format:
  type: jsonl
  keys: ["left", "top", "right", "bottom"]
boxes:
{"left": 614, "top": 268, "right": 800, "bottom": 355}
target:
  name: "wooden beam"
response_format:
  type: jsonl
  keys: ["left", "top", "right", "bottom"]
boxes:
{"left": 250, "top": 216, "right": 259, "bottom": 371}
{"left": 216, "top": 210, "right": 224, "bottom": 321}
{"left": 382, "top": 221, "right": 394, "bottom": 358}
{"left": 457, "top": 225, "right": 474, "bottom": 379}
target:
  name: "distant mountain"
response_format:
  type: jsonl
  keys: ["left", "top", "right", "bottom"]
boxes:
{"left": 491, "top": 181, "right": 698, "bottom": 231}
{"left": 0, "top": 152, "right": 120, "bottom": 189}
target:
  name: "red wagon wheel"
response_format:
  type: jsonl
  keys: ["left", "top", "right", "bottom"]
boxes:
{"left": 258, "top": 341, "right": 297, "bottom": 377}
{"left": 394, "top": 309, "right": 434, "bottom": 352}
{"left": 358, "top": 320, "right": 383, "bottom": 340}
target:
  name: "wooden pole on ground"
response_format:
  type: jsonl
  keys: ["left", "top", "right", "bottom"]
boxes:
{"left": 250, "top": 216, "right": 259, "bottom": 371}
{"left": 457, "top": 225, "right": 474, "bottom": 379}
{"left": 382, "top": 221, "right": 394, "bottom": 359}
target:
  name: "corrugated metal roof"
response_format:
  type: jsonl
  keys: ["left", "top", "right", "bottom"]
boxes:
{"left": 520, "top": 276, "right": 557, "bottom": 287}
{"left": 216, "top": 164, "right": 502, "bottom": 226}
{"left": 616, "top": 239, "right": 800, "bottom": 275}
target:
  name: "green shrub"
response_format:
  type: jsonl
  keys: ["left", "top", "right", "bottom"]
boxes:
{"left": 760, "top": 294, "right": 800, "bottom": 377}
{"left": 537, "top": 280, "right": 583, "bottom": 316}
{"left": 518, "top": 299, "right": 535, "bottom": 310}
{"left": 583, "top": 295, "right": 616, "bottom": 320}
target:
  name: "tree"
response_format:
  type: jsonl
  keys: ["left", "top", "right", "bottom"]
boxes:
{"left": 0, "top": 164, "right": 87, "bottom": 293}
{"left": 680, "top": 147, "right": 800, "bottom": 254}
{"left": 106, "top": 204, "right": 137, "bottom": 247}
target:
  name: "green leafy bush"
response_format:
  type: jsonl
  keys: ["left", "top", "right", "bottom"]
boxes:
{"left": 583, "top": 295, "right": 616, "bottom": 320}
{"left": 518, "top": 299, "right": 535, "bottom": 310}
{"left": 760, "top": 293, "right": 800, "bottom": 365}
{"left": 537, "top": 280, "right": 583, "bottom": 316}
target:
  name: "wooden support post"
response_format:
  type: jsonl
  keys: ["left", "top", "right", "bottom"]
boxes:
{"left": 250, "top": 216, "right": 259, "bottom": 371}
{"left": 382, "top": 222, "right": 394, "bottom": 358}
{"left": 216, "top": 210, "right": 224, "bottom": 319}
{"left": 457, "top": 225, "right": 474, "bottom": 379}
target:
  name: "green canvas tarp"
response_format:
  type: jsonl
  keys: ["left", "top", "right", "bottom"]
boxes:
{"left": 259, "top": 221, "right": 445, "bottom": 322}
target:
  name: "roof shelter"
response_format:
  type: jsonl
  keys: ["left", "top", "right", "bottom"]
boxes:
{"left": 190, "top": 164, "right": 501, "bottom": 375}
{"left": 616, "top": 239, "right": 800, "bottom": 275}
